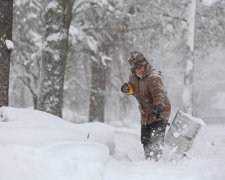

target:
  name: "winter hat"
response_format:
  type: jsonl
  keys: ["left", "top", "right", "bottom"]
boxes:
{"left": 128, "top": 51, "right": 148, "bottom": 72}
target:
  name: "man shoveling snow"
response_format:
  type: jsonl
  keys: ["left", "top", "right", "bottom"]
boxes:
{"left": 121, "top": 51, "right": 171, "bottom": 161}
{"left": 121, "top": 51, "right": 203, "bottom": 162}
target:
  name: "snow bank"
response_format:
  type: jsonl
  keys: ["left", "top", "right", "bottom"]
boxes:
{"left": 0, "top": 107, "right": 114, "bottom": 180}
{"left": 0, "top": 107, "right": 115, "bottom": 154}
{"left": 0, "top": 142, "right": 109, "bottom": 180}
{"left": 1, "top": 107, "right": 225, "bottom": 180}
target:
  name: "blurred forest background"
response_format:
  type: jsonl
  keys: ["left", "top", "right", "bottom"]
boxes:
{"left": 8, "top": 0, "right": 225, "bottom": 125}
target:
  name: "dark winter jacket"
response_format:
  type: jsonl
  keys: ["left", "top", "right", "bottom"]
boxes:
{"left": 128, "top": 63, "right": 171, "bottom": 125}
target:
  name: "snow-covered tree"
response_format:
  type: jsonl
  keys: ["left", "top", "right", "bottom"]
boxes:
{"left": 37, "top": 0, "right": 75, "bottom": 117}
{"left": 85, "top": 3, "right": 129, "bottom": 123}
{"left": 0, "top": 0, "right": 13, "bottom": 107}
{"left": 183, "top": 0, "right": 196, "bottom": 115}
{"left": 65, "top": 1, "right": 130, "bottom": 123}
{"left": 11, "top": 0, "right": 44, "bottom": 108}
{"left": 85, "top": 4, "right": 118, "bottom": 123}
{"left": 193, "top": 0, "right": 225, "bottom": 122}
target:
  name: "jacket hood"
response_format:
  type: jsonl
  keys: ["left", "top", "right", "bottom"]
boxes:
{"left": 128, "top": 51, "right": 148, "bottom": 72}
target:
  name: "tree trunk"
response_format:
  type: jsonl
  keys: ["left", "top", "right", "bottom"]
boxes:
{"left": 0, "top": 0, "right": 13, "bottom": 107}
{"left": 37, "top": 0, "right": 75, "bottom": 117}
{"left": 89, "top": 58, "right": 108, "bottom": 123}
{"left": 183, "top": 0, "right": 196, "bottom": 115}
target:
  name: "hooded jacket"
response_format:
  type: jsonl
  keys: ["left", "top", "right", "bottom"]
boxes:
{"left": 128, "top": 63, "right": 171, "bottom": 125}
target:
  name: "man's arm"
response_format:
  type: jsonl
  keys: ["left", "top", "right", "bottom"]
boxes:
{"left": 148, "top": 75, "right": 167, "bottom": 111}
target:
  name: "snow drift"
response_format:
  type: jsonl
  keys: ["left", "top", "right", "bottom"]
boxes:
{"left": 0, "top": 107, "right": 115, "bottom": 180}
{"left": 1, "top": 107, "right": 225, "bottom": 180}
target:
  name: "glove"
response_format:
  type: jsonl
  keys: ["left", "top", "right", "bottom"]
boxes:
{"left": 121, "top": 83, "right": 130, "bottom": 93}
{"left": 151, "top": 105, "right": 161, "bottom": 119}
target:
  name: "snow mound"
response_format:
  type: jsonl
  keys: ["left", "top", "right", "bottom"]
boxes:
{"left": 0, "top": 142, "right": 109, "bottom": 180}
{"left": 0, "top": 107, "right": 115, "bottom": 154}
{"left": 0, "top": 107, "right": 114, "bottom": 180}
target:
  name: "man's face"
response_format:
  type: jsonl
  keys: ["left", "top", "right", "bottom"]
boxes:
{"left": 135, "top": 66, "right": 145, "bottom": 76}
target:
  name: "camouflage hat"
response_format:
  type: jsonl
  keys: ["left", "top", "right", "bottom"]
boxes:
{"left": 128, "top": 51, "right": 148, "bottom": 71}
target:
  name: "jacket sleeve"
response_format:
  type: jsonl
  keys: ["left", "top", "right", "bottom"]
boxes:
{"left": 128, "top": 74, "right": 134, "bottom": 88}
{"left": 148, "top": 75, "right": 167, "bottom": 110}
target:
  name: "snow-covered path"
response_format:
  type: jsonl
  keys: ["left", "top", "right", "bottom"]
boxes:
{"left": 105, "top": 125, "right": 225, "bottom": 180}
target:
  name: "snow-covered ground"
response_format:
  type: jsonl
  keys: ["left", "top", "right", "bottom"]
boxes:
{"left": 107, "top": 125, "right": 225, "bottom": 180}
{"left": 0, "top": 107, "right": 225, "bottom": 180}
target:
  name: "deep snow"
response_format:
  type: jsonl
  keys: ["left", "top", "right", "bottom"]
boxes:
{"left": 108, "top": 125, "right": 225, "bottom": 180}
{"left": 0, "top": 107, "right": 225, "bottom": 180}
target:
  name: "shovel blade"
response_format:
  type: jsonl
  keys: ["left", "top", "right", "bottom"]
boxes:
{"left": 165, "top": 109, "right": 203, "bottom": 157}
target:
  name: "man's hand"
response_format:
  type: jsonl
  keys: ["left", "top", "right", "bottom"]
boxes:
{"left": 121, "top": 83, "right": 130, "bottom": 93}
{"left": 151, "top": 105, "right": 161, "bottom": 119}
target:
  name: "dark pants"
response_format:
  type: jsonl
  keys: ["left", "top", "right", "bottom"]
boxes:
{"left": 141, "top": 121, "right": 167, "bottom": 161}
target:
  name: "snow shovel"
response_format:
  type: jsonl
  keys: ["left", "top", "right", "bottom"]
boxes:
{"left": 121, "top": 83, "right": 202, "bottom": 157}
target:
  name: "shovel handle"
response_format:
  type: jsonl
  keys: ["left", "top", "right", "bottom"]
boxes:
{"left": 132, "top": 93, "right": 171, "bottom": 126}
